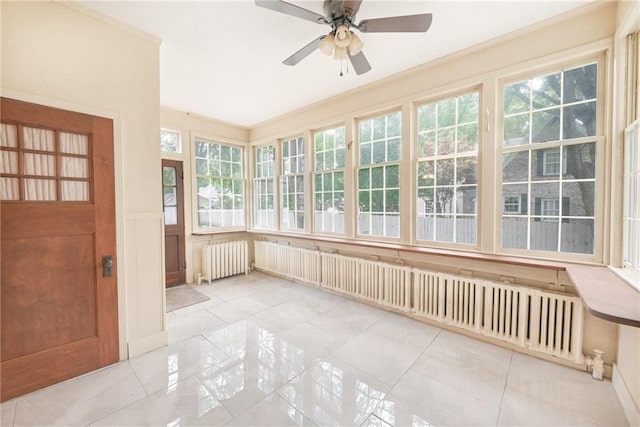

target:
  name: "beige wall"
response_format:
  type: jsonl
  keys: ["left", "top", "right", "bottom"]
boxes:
{"left": 1, "top": 1, "right": 165, "bottom": 358}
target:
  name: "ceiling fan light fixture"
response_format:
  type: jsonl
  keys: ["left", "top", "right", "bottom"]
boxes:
{"left": 348, "top": 31, "right": 363, "bottom": 55}
{"left": 333, "top": 46, "right": 347, "bottom": 60}
{"left": 319, "top": 33, "right": 335, "bottom": 56}
{"left": 334, "top": 25, "right": 351, "bottom": 48}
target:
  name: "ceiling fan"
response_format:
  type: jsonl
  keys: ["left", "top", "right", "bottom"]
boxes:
{"left": 255, "top": 0, "right": 433, "bottom": 75}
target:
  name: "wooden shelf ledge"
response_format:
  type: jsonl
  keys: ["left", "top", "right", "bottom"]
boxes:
{"left": 565, "top": 266, "right": 640, "bottom": 327}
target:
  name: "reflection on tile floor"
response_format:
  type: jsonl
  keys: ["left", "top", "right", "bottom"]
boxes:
{"left": 1, "top": 272, "right": 629, "bottom": 426}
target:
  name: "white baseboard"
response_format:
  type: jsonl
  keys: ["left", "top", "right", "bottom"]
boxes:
{"left": 612, "top": 363, "right": 640, "bottom": 426}
{"left": 127, "top": 329, "right": 168, "bottom": 359}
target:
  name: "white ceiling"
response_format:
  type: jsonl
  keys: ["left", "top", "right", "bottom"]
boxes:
{"left": 80, "top": 0, "right": 593, "bottom": 127}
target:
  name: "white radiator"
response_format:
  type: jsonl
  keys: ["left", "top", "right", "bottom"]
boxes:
{"left": 320, "top": 252, "right": 412, "bottom": 312}
{"left": 412, "top": 270, "right": 584, "bottom": 363}
{"left": 253, "top": 241, "right": 584, "bottom": 364}
{"left": 202, "top": 241, "right": 249, "bottom": 284}
{"left": 254, "top": 240, "right": 321, "bottom": 285}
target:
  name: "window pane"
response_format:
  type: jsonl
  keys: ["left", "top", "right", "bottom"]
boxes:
{"left": 23, "top": 127, "right": 54, "bottom": 151}
{"left": 531, "top": 73, "right": 561, "bottom": 108}
{"left": 164, "top": 206, "right": 177, "bottom": 225}
{"left": 457, "top": 124, "right": 478, "bottom": 153}
{"left": 160, "top": 130, "right": 181, "bottom": 153}
{"left": 458, "top": 93, "right": 479, "bottom": 124}
{"left": 532, "top": 109, "right": 560, "bottom": 143}
{"left": 530, "top": 219, "right": 558, "bottom": 251}
{"left": 503, "top": 151, "right": 529, "bottom": 183}
{"left": 563, "top": 101, "right": 597, "bottom": 139}
{"left": 563, "top": 64, "right": 597, "bottom": 103}
{"left": 503, "top": 217, "right": 528, "bottom": 249}
{"left": 560, "top": 219, "right": 594, "bottom": 254}
{"left": 163, "top": 167, "right": 176, "bottom": 185}
{"left": 504, "top": 82, "right": 530, "bottom": 115}
{"left": 563, "top": 143, "right": 595, "bottom": 179}
{"left": 504, "top": 115, "right": 530, "bottom": 146}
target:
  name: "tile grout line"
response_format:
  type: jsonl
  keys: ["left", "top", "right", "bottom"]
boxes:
{"left": 495, "top": 350, "right": 515, "bottom": 426}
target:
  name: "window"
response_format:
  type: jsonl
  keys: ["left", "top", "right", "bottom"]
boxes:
{"left": 281, "top": 137, "right": 305, "bottom": 231}
{"left": 0, "top": 124, "right": 91, "bottom": 202}
{"left": 161, "top": 129, "right": 181, "bottom": 154}
{"left": 503, "top": 196, "right": 521, "bottom": 214}
{"left": 623, "top": 121, "right": 640, "bottom": 270}
{"left": 542, "top": 150, "right": 561, "bottom": 175}
{"left": 194, "top": 139, "right": 244, "bottom": 229}
{"left": 541, "top": 198, "right": 560, "bottom": 217}
{"left": 314, "top": 126, "right": 345, "bottom": 234}
{"left": 416, "top": 92, "right": 479, "bottom": 244}
{"left": 254, "top": 145, "right": 275, "bottom": 229}
{"left": 502, "top": 62, "right": 599, "bottom": 254}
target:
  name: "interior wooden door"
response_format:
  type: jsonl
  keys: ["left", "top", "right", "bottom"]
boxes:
{"left": 162, "top": 159, "right": 186, "bottom": 287}
{"left": 0, "top": 98, "right": 118, "bottom": 401}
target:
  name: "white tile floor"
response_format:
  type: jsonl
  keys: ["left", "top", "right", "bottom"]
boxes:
{"left": 1, "top": 272, "right": 629, "bottom": 426}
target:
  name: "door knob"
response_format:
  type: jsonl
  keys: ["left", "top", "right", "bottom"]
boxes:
{"left": 102, "top": 255, "right": 113, "bottom": 277}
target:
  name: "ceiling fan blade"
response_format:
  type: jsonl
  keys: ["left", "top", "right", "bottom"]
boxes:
{"left": 359, "top": 13, "right": 433, "bottom": 33}
{"left": 283, "top": 36, "right": 324, "bottom": 66}
{"left": 348, "top": 50, "right": 372, "bottom": 75}
{"left": 255, "top": 0, "right": 327, "bottom": 25}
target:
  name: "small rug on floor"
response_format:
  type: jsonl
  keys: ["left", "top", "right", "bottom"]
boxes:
{"left": 166, "top": 286, "right": 210, "bottom": 312}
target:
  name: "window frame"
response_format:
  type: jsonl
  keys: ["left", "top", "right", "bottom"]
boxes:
{"left": 497, "top": 54, "right": 606, "bottom": 261}
{"left": 623, "top": 120, "right": 640, "bottom": 275}
{"left": 160, "top": 128, "right": 182, "bottom": 154}
{"left": 280, "top": 135, "right": 306, "bottom": 233}
{"left": 253, "top": 143, "right": 276, "bottom": 230}
{"left": 191, "top": 133, "right": 246, "bottom": 233}
{"left": 312, "top": 124, "right": 347, "bottom": 236}
{"left": 356, "top": 109, "right": 403, "bottom": 240}
{"left": 414, "top": 89, "right": 480, "bottom": 247}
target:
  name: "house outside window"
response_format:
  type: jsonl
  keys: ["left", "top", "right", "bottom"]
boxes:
{"left": 314, "top": 126, "right": 345, "bottom": 234}
{"left": 543, "top": 150, "right": 561, "bottom": 175}
{"left": 194, "top": 139, "right": 244, "bottom": 229}
{"left": 281, "top": 136, "right": 305, "bottom": 231}
{"left": 254, "top": 145, "right": 275, "bottom": 229}
{"left": 357, "top": 111, "right": 402, "bottom": 238}
{"left": 503, "top": 196, "right": 521, "bottom": 214}
{"left": 502, "top": 62, "right": 599, "bottom": 255}
{"left": 161, "top": 129, "right": 181, "bottom": 154}
{"left": 416, "top": 92, "right": 479, "bottom": 244}
{"left": 541, "top": 198, "right": 560, "bottom": 217}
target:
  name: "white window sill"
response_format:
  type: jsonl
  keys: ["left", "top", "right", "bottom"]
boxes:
{"left": 609, "top": 266, "right": 640, "bottom": 293}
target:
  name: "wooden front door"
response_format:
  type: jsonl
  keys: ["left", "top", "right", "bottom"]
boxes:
{"left": 0, "top": 98, "right": 118, "bottom": 401}
{"left": 162, "top": 159, "right": 185, "bottom": 287}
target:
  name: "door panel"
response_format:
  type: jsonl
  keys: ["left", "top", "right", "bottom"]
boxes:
{"left": 0, "top": 98, "right": 118, "bottom": 401}
{"left": 162, "top": 159, "right": 185, "bottom": 287}
{"left": 2, "top": 235, "right": 96, "bottom": 360}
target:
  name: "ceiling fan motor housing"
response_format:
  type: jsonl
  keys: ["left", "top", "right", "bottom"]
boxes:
{"left": 323, "top": 0, "right": 357, "bottom": 21}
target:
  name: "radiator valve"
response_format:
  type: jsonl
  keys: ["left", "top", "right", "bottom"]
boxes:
{"left": 590, "top": 349, "right": 605, "bottom": 380}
